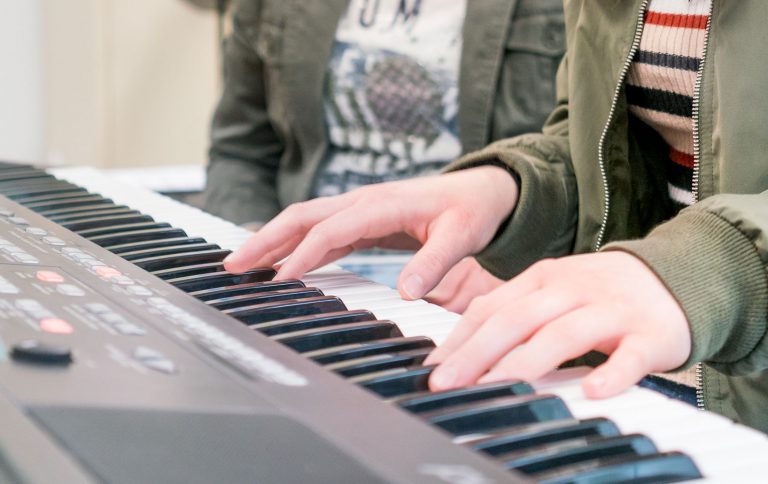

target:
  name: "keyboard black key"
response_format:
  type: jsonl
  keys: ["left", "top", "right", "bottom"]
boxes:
{"left": 25, "top": 195, "right": 110, "bottom": 212}
{"left": 420, "top": 394, "right": 572, "bottom": 436}
{"left": 305, "top": 336, "right": 435, "bottom": 365}
{"left": 151, "top": 262, "right": 225, "bottom": 280}
{"left": 61, "top": 214, "right": 155, "bottom": 232}
{"left": 39, "top": 203, "right": 124, "bottom": 218}
{"left": 502, "top": 434, "right": 656, "bottom": 474}
{"left": 89, "top": 228, "right": 187, "bottom": 247}
{"left": 77, "top": 222, "right": 172, "bottom": 238}
{"left": 467, "top": 418, "right": 620, "bottom": 457}
{"left": 49, "top": 208, "right": 141, "bottom": 223}
{"left": 350, "top": 365, "right": 436, "bottom": 398}
{"left": 326, "top": 347, "right": 433, "bottom": 377}
{"left": 166, "top": 268, "right": 276, "bottom": 292}
{"left": 223, "top": 296, "right": 347, "bottom": 326}
{"left": 189, "top": 279, "right": 304, "bottom": 301}
{"left": 0, "top": 176, "right": 57, "bottom": 191}
{"left": 206, "top": 287, "right": 323, "bottom": 310}
{"left": 0, "top": 170, "right": 52, "bottom": 183}
{"left": 119, "top": 243, "right": 221, "bottom": 261}
{"left": 273, "top": 320, "right": 402, "bottom": 353}
{"left": 10, "top": 190, "right": 96, "bottom": 204}
{"left": 105, "top": 236, "right": 206, "bottom": 254}
{"left": 392, "top": 380, "right": 535, "bottom": 414}
{"left": 252, "top": 309, "right": 376, "bottom": 337}
{"left": 131, "top": 249, "right": 232, "bottom": 272}
{"left": 4, "top": 185, "right": 86, "bottom": 199}
{"left": 535, "top": 452, "right": 701, "bottom": 484}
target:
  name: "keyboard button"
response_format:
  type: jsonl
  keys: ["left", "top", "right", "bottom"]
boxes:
{"left": 223, "top": 296, "right": 347, "bottom": 326}
{"left": 11, "top": 339, "right": 73, "bottom": 365}
{"left": 393, "top": 380, "right": 535, "bottom": 414}
{"left": 24, "top": 227, "right": 48, "bottom": 236}
{"left": 8, "top": 216, "right": 29, "bottom": 225}
{"left": 252, "top": 309, "right": 376, "bottom": 336}
{"left": 42, "top": 236, "right": 66, "bottom": 246}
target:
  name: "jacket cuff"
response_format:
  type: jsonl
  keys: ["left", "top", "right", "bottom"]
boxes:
{"left": 443, "top": 144, "right": 576, "bottom": 279}
{"left": 602, "top": 209, "right": 768, "bottom": 370}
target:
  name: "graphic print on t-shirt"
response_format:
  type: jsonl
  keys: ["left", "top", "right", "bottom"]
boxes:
{"left": 313, "top": 0, "right": 467, "bottom": 197}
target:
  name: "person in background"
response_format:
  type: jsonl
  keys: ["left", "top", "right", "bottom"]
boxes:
{"left": 224, "top": 0, "right": 768, "bottom": 434}
{"left": 203, "top": 0, "right": 564, "bottom": 304}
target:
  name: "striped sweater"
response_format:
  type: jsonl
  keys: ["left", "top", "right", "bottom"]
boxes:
{"left": 627, "top": 0, "right": 712, "bottom": 213}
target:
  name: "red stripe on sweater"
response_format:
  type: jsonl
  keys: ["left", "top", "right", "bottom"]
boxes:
{"left": 645, "top": 11, "right": 709, "bottom": 30}
{"left": 670, "top": 147, "right": 694, "bottom": 169}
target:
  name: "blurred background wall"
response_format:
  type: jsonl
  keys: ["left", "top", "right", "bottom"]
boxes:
{"left": 0, "top": 0, "right": 224, "bottom": 169}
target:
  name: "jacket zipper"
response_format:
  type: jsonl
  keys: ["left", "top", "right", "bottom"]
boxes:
{"left": 594, "top": 0, "right": 649, "bottom": 251}
{"left": 693, "top": 0, "right": 715, "bottom": 412}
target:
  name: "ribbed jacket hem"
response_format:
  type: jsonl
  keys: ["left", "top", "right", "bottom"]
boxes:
{"left": 603, "top": 209, "right": 768, "bottom": 370}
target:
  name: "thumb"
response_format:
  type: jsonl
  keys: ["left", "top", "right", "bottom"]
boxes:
{"left": 397, "top": 226, "right": 472, "bottom": 300}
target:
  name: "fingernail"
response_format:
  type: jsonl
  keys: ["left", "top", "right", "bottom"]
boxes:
{"left": 431, "top": 364, "right": 458, "bottom": 390}
{"left": 223, "top": 254, "right": 233, "bottom": 264}
{"left": 402, "top": 274, "right": 424, "bottom": 300}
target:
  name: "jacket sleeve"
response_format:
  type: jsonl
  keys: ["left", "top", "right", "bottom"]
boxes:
{"left": 204, "top": 0, "right": 284, "bottom": 225}
{"left": 604, "top": 193, "right": 768, "bottom": 376}
{"left": 443, "top": 55, "right": 578, "bottom": 280}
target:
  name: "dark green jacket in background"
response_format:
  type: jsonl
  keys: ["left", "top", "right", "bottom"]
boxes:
{"left": 449, "top": 0, "right": 768, "bottom": 432}
{"left": 204, "top": 0, "right": 565, "bottom": 225}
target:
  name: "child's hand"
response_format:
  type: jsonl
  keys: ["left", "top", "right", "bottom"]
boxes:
{"left": 426, "top": 251, "right": 692, "bottom": 398}
{"left": 224, "top": 166, "right": 518, "bottom": 301}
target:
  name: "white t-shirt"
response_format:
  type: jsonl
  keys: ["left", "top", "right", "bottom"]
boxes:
{"left": 312, "top": 0, "right": 467, "bottom": 197}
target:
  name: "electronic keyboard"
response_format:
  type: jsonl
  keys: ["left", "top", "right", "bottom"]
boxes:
{"left": 0, "top": 162, "right": 763, "bottom": 483}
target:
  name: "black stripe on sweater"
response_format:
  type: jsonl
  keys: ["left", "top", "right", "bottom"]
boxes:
{"left": 634, "top": 50, "right": 700, "bottom": 71}
{"left": 626, "top": 85, "right": 693, "bottom": 118}
{"left": 666, "top": 156, "right": 694, "bottom": 189}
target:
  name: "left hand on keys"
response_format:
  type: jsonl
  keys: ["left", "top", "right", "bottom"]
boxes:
{"left": 425, "top": 251, "right": 692, "bottom": 398}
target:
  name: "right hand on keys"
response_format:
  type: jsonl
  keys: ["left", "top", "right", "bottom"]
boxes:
{"left": 224, "top": 166, "right": 519, "bottom": 301}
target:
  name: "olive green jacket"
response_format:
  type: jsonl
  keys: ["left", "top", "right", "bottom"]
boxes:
{"left": 204, "top": 0, "right": 565, "bottom": 225}
{"left": 449, "top": 0, "right": 768, "bottom": 432}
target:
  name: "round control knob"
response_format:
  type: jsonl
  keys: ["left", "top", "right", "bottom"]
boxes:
{"left": 11, "top": 340, "right": 73, "bottom": 365}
